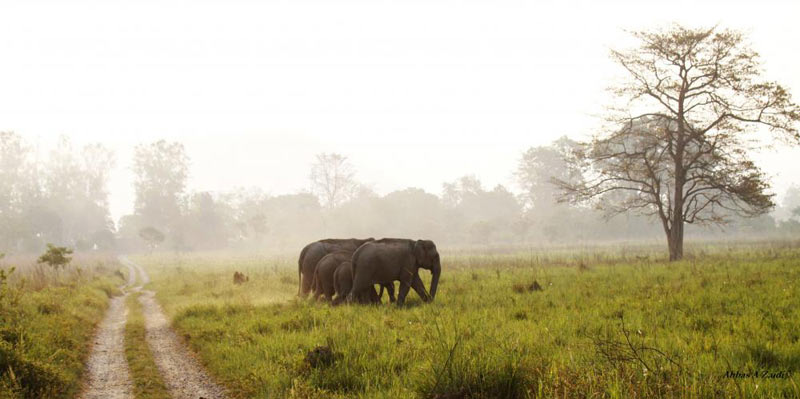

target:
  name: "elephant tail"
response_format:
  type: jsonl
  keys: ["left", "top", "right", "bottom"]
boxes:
{"left": 298, "top": 244, "right": 310, "bottom": 296}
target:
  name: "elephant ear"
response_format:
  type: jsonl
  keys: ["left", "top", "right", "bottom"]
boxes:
{"left": 413, "top": 240, "right": 426, "bottom": 265}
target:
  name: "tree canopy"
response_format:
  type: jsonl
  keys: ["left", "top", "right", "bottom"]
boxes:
{"left": 557, "top": 25, "right": 800, "bottom": 260}
{"left": 132, "top": 140, "right": 189, "bottom": 230}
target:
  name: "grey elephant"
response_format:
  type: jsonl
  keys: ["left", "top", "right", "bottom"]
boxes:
{"left": 332, "top": 260, "right": 387, "bottom": 305}
{"left": 311, "top": 251, "right": 352, "bottom": 302}
{"left": 297, "top": 238, "right": 373, "bottom": 298}
{"left": 347, "top": 238, "right": 441, "bottom": 306}
{"left": 314, "top": 251, "right": 396, "bottom": 303}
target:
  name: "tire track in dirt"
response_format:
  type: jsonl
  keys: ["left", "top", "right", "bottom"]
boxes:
{"left": 119, "top": 256, "right": 228, "bottom": 399}
{"left": 79, "top": 258, "right": 137, "bottom": 399}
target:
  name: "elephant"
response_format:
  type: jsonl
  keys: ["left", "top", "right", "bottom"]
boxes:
{"left": 331, "top": 261, "right": 389, "bottom": 305}
{"left": 314, "top": 251, "right": 396, "bottom": 303}
{"left": 297, "top": 238, "right": 373, "bottom": 298}
{"left": 348, "top": 238, "right": 441, "bottom": 306}
{"left": 312, "top": 251, "right": 353, "bottom": 302}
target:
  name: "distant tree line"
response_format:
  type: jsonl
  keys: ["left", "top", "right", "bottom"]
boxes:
{"left": 115, "top": 141, "right": 800, "bottom": 253}
{"left": 0, "top": 132, "right": 115, "bottom": 252}
{"left": 1, "top": 132, "right": 798, "bottom": 255}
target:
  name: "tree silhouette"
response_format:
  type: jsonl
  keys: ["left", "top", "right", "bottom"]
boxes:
{"left": 557, "top": 25, "right": 800, "bottom": 260}
{"left": 309, "top": 153, "right": 358, "bottom": 209}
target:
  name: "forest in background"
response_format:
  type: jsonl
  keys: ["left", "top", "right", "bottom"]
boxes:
{"left": 2, "top": 131, "right": 798, "bottom": 254}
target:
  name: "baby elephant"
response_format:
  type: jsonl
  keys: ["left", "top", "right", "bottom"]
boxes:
{"left": 332, "top": 261, "right": 395, "bottom": 305}
{"left": 312, "top": 251, "right": 352, "bottom": 302}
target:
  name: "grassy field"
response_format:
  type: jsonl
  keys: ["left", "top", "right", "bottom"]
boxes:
{"left": 134, "top": 241, "right": 800, "bottom": 398}
{"left": 0, "top": 253, "right": 124, "bottom": 398}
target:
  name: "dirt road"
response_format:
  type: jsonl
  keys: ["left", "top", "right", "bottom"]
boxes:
{"left": 121, "top": 256, "right": 227, "bottom": 399}
{"left": 80, "top": 259, "right": 136, "bottom": 399}
{"left": 81, "top": 257, "right": 227, "bottom": 399}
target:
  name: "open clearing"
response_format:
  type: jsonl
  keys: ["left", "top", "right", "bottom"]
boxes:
{"left": 133, "top": 242, "right": 800, "bottom": 398}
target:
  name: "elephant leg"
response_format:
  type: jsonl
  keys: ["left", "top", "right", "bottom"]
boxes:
{"left": 348, "top": 267, "right": 373, "bottom": 304}
{"left": 297, "top": 266, "right": 303, "bottom": 297}
{"left": 334, "top": 279, "right": 347, "bottom": 304}
{"left": 310, "top": 272, "right": 321, "bottom": 301}
{"left": 315, "top": 274, "right": 328, "bottom": 301}
{"left": 410, "top": 273, "right": 431, "bottom": 302}
{"left": 396, "top": 281, "right": 411, "bottom": 307}
{"left": 369, "top": 286, "right": 381, "bottom": 304}
{"left": 385, "top": 282, "right": 396, "bottom": 303}
{"left": 356, "top": 286, "right": 379, "bottom": 304}
{"left": 323, "top": 279, "right": 335, "bottom": 302}
{"left": 301, "top": 271, "right": 313, "bottom": 298}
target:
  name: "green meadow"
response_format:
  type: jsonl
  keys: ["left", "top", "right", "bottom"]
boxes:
{"left": 134, "top": 242, "right": 800, "bottom": 398}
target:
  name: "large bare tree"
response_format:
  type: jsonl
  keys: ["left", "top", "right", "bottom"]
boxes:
{"left": 309, "top": 152, "right": 358, "bottom": 209}
{"left": 557, "top": 25, "right": 800, "bottom": 260}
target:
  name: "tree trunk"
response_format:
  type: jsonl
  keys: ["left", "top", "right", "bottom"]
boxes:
{"left": 670, "top": 173, "right": 685, "bottom": 261}
{"left": 667, "top": 223, "right": 684, "bottom": 261}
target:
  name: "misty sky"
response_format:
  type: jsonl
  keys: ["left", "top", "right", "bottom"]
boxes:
{"left": 1, "top": 0, "right": 799, "bottom": 222}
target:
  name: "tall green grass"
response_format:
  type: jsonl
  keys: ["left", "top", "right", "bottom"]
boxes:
{"left": 0, "top": 254, "right": 123, "bottom": 398}
{"left": 136, "top": 243, "right": 800, "bottom": 398}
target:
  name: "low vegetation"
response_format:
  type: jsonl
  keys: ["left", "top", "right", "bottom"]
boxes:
{"left": 135, "top": 241, "right": 800, "bottom": 398}
{"left": 0, "top": 253, "right": 123, "bottom": 398}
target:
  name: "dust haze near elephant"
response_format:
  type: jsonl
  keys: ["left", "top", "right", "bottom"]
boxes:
{"left": 348, "top": 238, "right": 441, "bottom": 306}
{"left": 297, "top": 238, "right": 373, "bottom": 297}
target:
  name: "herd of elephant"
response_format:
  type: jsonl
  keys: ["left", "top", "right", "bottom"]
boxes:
{"left": 297, "top": 238, "right": 442, "bottom": 306}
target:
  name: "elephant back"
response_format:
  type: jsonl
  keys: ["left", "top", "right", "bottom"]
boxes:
{"left": 319, "top": 250, "right": 354, "bottom": 267}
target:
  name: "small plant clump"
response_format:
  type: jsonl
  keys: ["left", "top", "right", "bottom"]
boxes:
{"left": 37, "top": 244, "right": 73, "bottom": 270}
{"left": 304, "top": 345, "right": 339, "bottom": 369}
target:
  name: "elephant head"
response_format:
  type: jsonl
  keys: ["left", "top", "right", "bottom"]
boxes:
{"left": 413, "top": 239, "right": 441, "bottom": 300}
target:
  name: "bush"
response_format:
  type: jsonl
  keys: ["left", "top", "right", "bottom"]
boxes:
{"left": 37, "top": 244, "right": 73, "bottom": 270}
{"left": 0, "top": 340, "right": 67, "bottom": 398}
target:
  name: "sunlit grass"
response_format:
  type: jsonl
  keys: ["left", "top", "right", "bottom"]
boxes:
{"left": 134, "top": 242, "right": 800, "bottom": 398}
{"left": 0, "top": 254, "right": 123, "bottom": 398}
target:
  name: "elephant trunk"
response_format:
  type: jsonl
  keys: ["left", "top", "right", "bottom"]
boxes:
{"left": 429, "top": 261, "right": 441, "bottom": 300}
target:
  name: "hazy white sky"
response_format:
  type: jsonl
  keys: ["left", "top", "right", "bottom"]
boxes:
{"left": 1, "top": 0, "right": 799, "bottom": 221}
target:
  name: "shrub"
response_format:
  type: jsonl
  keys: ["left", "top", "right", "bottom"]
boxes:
{"left": 0, "top": 264, "right": 15, "bottom": 307}
{"left": 37, "top": 244, "right": 73, "bottom": 270}
{"left": 0, "top": 340, "right": 67, "bottom": 397}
